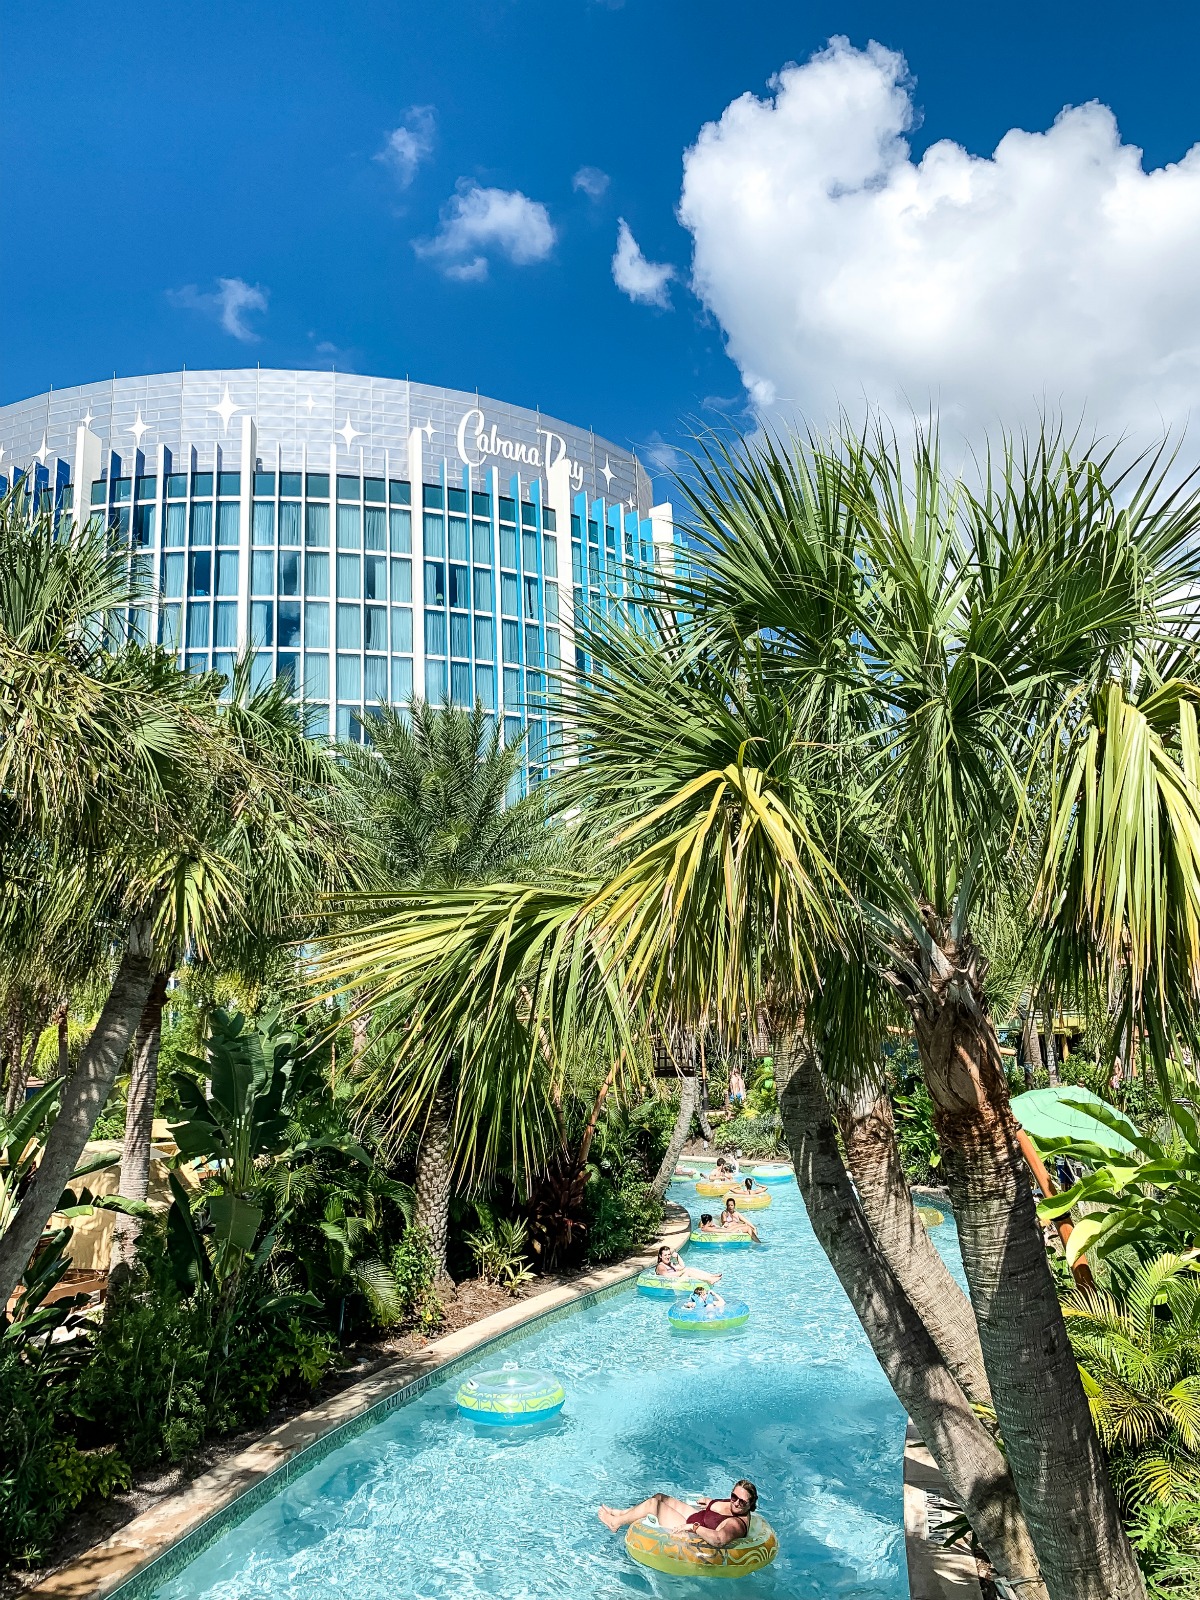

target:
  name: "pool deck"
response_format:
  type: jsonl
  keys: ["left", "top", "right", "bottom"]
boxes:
{"left": 903, "top": 1424, "right": 984, "bottom": 1600}
{"left": 28, "top": 1203, "right": 692, "bottom": 1600}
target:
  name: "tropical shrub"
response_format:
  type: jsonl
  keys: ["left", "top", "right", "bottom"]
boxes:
{"left": 713, "top": 1113, "right": 784, "bottom": 1159}
{"left": 464, "top": 1208, "right": 534, "bottom": 1290}
{"left": 389, "top": 1226, "right": 444, "bottom": 1330}
{"left": 583, "top": 1171, "right": 661, "bottom": 1263}
{"left": 892, "top": 1081, "right": 943, "bottom": 1187}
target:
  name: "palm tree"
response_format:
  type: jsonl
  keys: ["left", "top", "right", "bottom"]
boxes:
{"left": 335, "top": 699, "right": 556, "bottom": 1281}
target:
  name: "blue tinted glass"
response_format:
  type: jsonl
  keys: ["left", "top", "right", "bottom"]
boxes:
{"left": 501, "top": 574, "right": 519, "bottom": 617}
{"left": 472, "top": 521, "right": 491, "bottom": 562}
{"left": 306, "top": 704, "right": 330, "bottom": 737}
{"left": 543, "top": 507, "right": 556, "bottom": 532}
{"left": 90, "top": 480, "right": 106, "bottom": 506}
{"left": 278, "top": 549, "right": 300, "bottom": 596}
{"left": 545, "top": 583, "right": 559, "bottom": 623}
{"left": 364, "top": 507, "right": 386, "bottom": 551}
{"left": 337, "top": 505, "right": 361, "bottom": 549}
{"left": 254, "top": 472, "right": 275, "bottom": 496}
{"left": 448, "top": 518, "right": 468, "bottom": 561}
{"left": 521, "top": 502, "right": 536, "bottom": 528}
{"left": 450, "top": 613, "right": 470, "bottom": 658}
{"left": 449, "top": 565, "right": 469, "bottom": 609}
{"left": 185, "top": 652, "right": 209, "bottom": 676}
{"left": 363, "top": 554, "right": 385, "bottom": 601}
{"left": 337, "top": 474, "right": 360, "bottom": 502}
{"left": 337, "top": 706, "right": 358, "bottom": 741}
{"left": 451, "top": 662, "right": 472, "bottom": 704}
{"left": 306, "top": 473, "right": 329, "bottom": 498}
{"left": 425, "top": 659, "right": 447, "bottom": 704}
{"left": 503, "top": 667, "right": 522, "bottom": 710}
{"left": 115, "top": 508, "right": 131, "bottom": 539}
{"left": 364, "top": 477, "right": 385, "bottom": 504}
{"left": 279, "top": 503, "right": 301, "bottom": 546}
{"left": 253, "top": 502, "right": 275, "bottom": 545}
{"left": 305, "top": 600, "right": 329, "bottom": 646}
{"left": 278, "top": 601, "right": 301, "bottom": 648}
{"left": 252, "top": 652, "right": 272, "bottom": 692}
{"left": 188, "top": 551, "right": 211, "bottom": 596}
{"left": 306, "top": 504, "right": 329, "bottom": 547}
{"left": 190, "top": 503, "right": 213, "bottom": 545}
{"left": 214, "top": 652, "right": 236, "bottom": 692}
{"left": 423, "top": 484, "right": 444, "bottom": 510}
{"left": 336, "top": 554, "right": 361, "bottom": 598}
{"left": 112, "top": 477, "right": 132, "bottom": 503}
{"left": 474, "top": 616, "right": 494, "bottom": 659}
{"left": 280, "top": 471, "right": 301, "bottom": 497}
{"left": 523, "top": 576, "right": 540, "bottom": 618}
{"left": 186, "top": 602, "right": 211, "bottom": 647}
{"left": 252, "top": 551, "right": 274, "bottom": 596}
{"left": 522, "top": 531, "right": 538, "bottom": 569}
{"left": 163, "top": 503, "right": 186, "bottom": 547}
{"left": 499, "top": 497, "right": 516, "bottom": 522}
{"left": 166, "top": 473, "right": 187, "bottom": 499}
{"left": 364, "top": 606, "right": 387, "bottom": 652}
{"left": 215, "top": 551, "right": 239, "bottom": 596}
{"left": 473, "top": 568, "right": 493, "bottom": 610}
{"left": 500, "top": 527, "right": 518, "bottom": 567}
{"left": 475, "top": 663, "right": 495, "bottom": 710}
{"left": 424, "top": 562, "right": 446, "bottom": 607}
{"left": 423, "top": 513, "right": 445, "bottom": 558}
{"left": 136, "top": 475, "right": 157, "bottom": 501}
{"left": 447, "top": 487, "right": 466, "bottom": 514}
{"left": 251, "top": 601, "right": 273, "bottom": 646}
{"left": 425, "top": 612, "right": 446, "bottom": 655}
{"left": 364, "top": 656, "right": 388, "bottom": 701}
{"left": 127, "top": 607, "right": 150, "bottom": 644}
{"left": 472, "top": 492, "right": 491, "bottom": 516}
{"left": 218, "top": 472, "right": 240, "bottom": 496}
{"left": 391, "top": 657, "right": 413, "bottom": 701}
{"left": 336, "top": 604, "right": 361, "bottom": 649}
{"left": 276, "top": 653, "right": 299, "bottom": 691}
{"left": 571, "top": 544, "right": 582, "bottom": 584}
{"left": 305, "top": 652, "right": 329, "bottom": 699}
{"left": 214, "top": 601, "right": 238, "bottom": 649}
{"left": 192, "top": 472, "right": 213, "bottom": 497}
{"left": 390, "top": 606, "right": 413, "bottom": 653}
{"left": 389, "top": 509, "right": 412, "bottom": 552}
{"left": 502, "top": 620, "right": 521, "bottom": 662}
{"left": 390, "top": 557, "right": 412, "bottom": 601}
{"left": 543, "top": 537, "right": 558, "bottom": 577}
{"left": 546, "top": 627, "right": 561, "bottom": 667}
{"left": 305, "top": 552, "right": 329, "bottom": 596}
{"left": 159, "top": 603, "right": 182, "bottom": 648}
{"left": 162, "top": 553, "right": 184, "bottom": 598}
{"left": 525, "top": 624, "right": 543, "bottom": 665}
{"left": 336, "top": 653, "right": 361, "bottom": 700}
{"left": 389, "top": 480, "right": 411, "bottom": 506}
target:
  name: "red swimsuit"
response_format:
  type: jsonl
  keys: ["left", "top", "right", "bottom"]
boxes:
{"left": 686, "top": 1504, "right": 748, "bottom": 1536}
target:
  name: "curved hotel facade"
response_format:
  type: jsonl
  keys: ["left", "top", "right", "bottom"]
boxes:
{"left": 0, "top": 370, "right": 674, "bottom": 781}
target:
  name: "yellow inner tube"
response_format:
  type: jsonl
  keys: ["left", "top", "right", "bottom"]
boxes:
{"left": 725, "top": 1191, "right": 770, "bottom": 1210}
{"left": 625, "top": 1510, "right": 779, "bottom": 1578}
{"left": 695, "top": 1179, "right": 735, "bottom": 1197}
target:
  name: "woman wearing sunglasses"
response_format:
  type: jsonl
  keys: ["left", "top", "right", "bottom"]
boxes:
{"left": 599, "top": 1481, "right": 759, "bottom": 1546}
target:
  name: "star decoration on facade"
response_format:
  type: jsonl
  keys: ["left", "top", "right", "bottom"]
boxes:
{"left": 599, "top": 456, "right": 614, "bottom": 489}
{"left": 35, "top": 434, "right": 50, "bottom": 466}
{"left": 337, "top": 414, "right": 361, "bottom": 450}
{"left": 211, "top": 386, "right": 239, "bottom": 434}
{"left": 81, "top": 408, "right": 94, "bottom": 429}
{"left": 0, "top": 445, "right": 6, "bottom": 467}
{"left": 627, "top": 497, "right": 636, "bottom": 514}
{"left": 304, "top": 393, "right": 316, "bottom": 415}
{"left": 130, "top": 409, "right": 148, "bottom": 448}
{"left": 422, "top": 419, "right": 434, "bottom": 441}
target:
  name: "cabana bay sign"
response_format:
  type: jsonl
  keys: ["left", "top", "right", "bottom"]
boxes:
{"left": 456, "top": 406, "right": 586, "bottom": 491}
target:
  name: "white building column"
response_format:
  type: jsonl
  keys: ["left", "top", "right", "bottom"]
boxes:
{"left": 237, "top": 414, "right": 256, "bottom": 654}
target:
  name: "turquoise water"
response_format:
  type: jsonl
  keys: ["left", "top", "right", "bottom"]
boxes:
{"left": 150, "top": 1180, "right": 957, "bottom": 1600}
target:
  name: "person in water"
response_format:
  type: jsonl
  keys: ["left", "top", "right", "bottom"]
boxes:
{"left": 682, "top": 1283, "right": 725, "bottom": 1312}
{"left": 654, "top": 1244, "right": 721, "bottom": 1285}
{"left": 599, "top": 1480, "right": 758, "bottom": 1545}
{"left": 720, "top": 1195, "right": 761, "bottom": 1243}
{"left": 698, "top": 1211, "right": 720, "bottom": 1232}
{"left": 741, "top": 1175, "right": 769, "bottom": 1198}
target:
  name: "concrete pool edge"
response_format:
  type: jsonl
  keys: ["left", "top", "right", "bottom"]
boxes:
{"left": 30, "top": 1203, "right": 692, "bottom": 1600}
{"left": 903, "top": 1424, "right": 983, "bottom": 1600}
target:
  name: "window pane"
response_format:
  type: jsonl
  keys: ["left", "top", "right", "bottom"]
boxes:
{"left": 543, "top": 536, "right": 558, "bottom": 577}
{"left": 306, "top": 704, "right": 330, "bottom": 737}
{"left": 389, "top": 508, "right": 412, "bottom": 552}
{"left": 276, "top": 652, "right": 299, "bottom": 691}
{"left": 391, "top": 657, "right": 413, "bottom": 701}
{"left": 475, "top": 663, "right": 495, "bottom": 710}
{"left": 499, "top": 497, "right": 516, "bottom": 522}
{"left": 186, "top": 602, "right": 211, "bottom": 647}
{"left": 254, "top": 471, "right": 275, "bottom": 496}
{"left": 472, "top": 521, "right": 492, "bottom": 562}
{"left": 336, "top": 653, "right": 361, "bottom": 700}
{"left": 252, "top": 551, "right": 274, "bottom": 595}
{"left": 451, "top": 662, "right": 472, "bottom": 704}
{"left": 218, "top": 472, "right": 240, "bottom": 496}
{"left": 502, "top": 619, "right": 521, "bottom": 663}
{"left": 364, "top": 655, "right": 388, "bottom": 701}
{"left": 192, "top": 473, "right": 214, "bottom": 497}
{"left": 214, "top": 601, "right": 238, "bottom": 649}
{"left": 278, "top": 549, "right": 300, "bottom": 596}
{"left": 157, "top": 604, "right": 180, "bottom": 650}
{"left": 503, "top": 667, "right": 522, "bottom": 710}
{"left": 447, "top": 487, "right": 466, "bottom": 514}
{"left": 364, "top": 506, "right": 386, "bottom": 550}
{"left": 337, "top": 505, "right": 361, "bottom": 549}
{"left": 306, "top": 473, "right": 329, "bottom": 498}
{"left": 251, "top": 600, "right": 273, "bottom": 646}
{"left": 163, "top": 503, "right": 186, "bottom": 547}
{"left": 500, "top": 527, "right": 518, "bottom": 567}
{"left": 215, "top": 551, "right": 239, "bottom": 596}
{"left": 166, "top": 473, "right": 187, "bottom": 499}
{"left": 390, "top": 557, "right": 412, "bottom": 601}
{"left": 133, "top": 504, "right": 156, "bottom": 546}
{"left": 423, "top": 512, "right": 445, "bottom": 557}
{"left": 546, "top": 627, "right": 561, "bottom": 667}
{"left": 501, "top": 574, "right": 519, "bottom": 617}
{"left": 336, "top": 604, "right": 362, "bottom": 649}
{"left": 190, "top": 502, "right": 213, "bottom": 545}
{"left": 214, "top": 652, "right": 236, "bottom": 690}
{"left": 252, "top": 652, "right": 272, "bottom": 691}
{"left": 525, "top": 624, "right": 543, "bottom": 665}
{"left": 543, "top": 507, "right": 557, "bottom": 532}
{"left": 162, "top": 553, "right": 184, "bottom": 598}
{"left": 111, "top": 477, "right": 131, "bottom": 503}
{"left": 280, "top": 471, "right": 302, "bottom": 497}
{"left": 474, "top": 616, "right": 494, "bottom": 659}
{"left": 424, "top": 484, "right": 444, "bottom": 509}
{"left": 364, "top": 554, "right": 385, "bottom": 601}
{"left": 188, "top": 550, "right": 212, "bottom": 596}
{"left": 473, "top": 568, "right": 493, "bottom": 610}
{"left": 364, "top": 605, "right": 387, "bottom": 652}
{"left": 389, "top": 479, "right": 411, "bottom": 506}
{"left": 364, "top": 477, "right": 385, "bottom": 504}
{"left": 448, "top": 517, "right": 468, "bottom": 562}
{"left": 336, "top": 554, "right": 361, "bottom": 598}
{"left": 337, "top": 706, "right": 358, "bottom": 741}
{"left": 425, "top": 659, "right": 447, "bottom": 704}
{"left": 305, "top": 600, "right": 330, "bottom": 646}
{"left": 185, "top": 652, "right": 209, "bottom": 676}
{"left": 424, "top": 562, "right": 446, "bottom": 606}
{"left": 450, "top": 613, "right": 471, "bottom": 658}
{"left": 425, "top": 611, "right": 446, "bottom": 655}
{"left": 304, "top": 652, "right": 329, "bottom": 699}
{"left": 390, "top": 606, "right": 413, "bottom": 653}
{"left": 522, "top": 531, "right": 538, "bottom": 569}
{"left": 253, "top": 502, "right": 275, "bottom": 545}
{"left": 521, "top": 502, "right": 537, "bottom": 528}
{"left": 337, "top": 474, "right": 360, "bottom": 502}
{"left": 278, "top": 600, "right": 301, "bottom": 648}
{"left": 279, "top": 503, "right": 301, "bottom": 545}
{"left": 304, "top": 552, "right": 329, "bottom": 596}
{"left": 449, "top": 564, "right": 469, "bottom": 609}
{"left": 545, "top": 582, "right": 559, "bottom": 623}
{"left": 306, "top": 503, "right": 329, "bottom": 547}
{"left": 524, "top": 576, "right": 539, "bottom": 619}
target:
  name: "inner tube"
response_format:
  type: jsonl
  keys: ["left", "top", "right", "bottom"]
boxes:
{"left": 455, "top": 1363, "right": 565, "bottom": 1426}
{"left": 625, "top": 1509, "right": 779, "bottom": 1578}
{"left": 724, "top": 1191, "right": 770, "bottom": 1210}
{"left": 751, "top": 1162, "right": 793, "bottom": 1184}
{"left": 689, "top": 1228, "right": 752, "bottom": 1249}
{"left": 636, "top": 1270, "right": 712, "bottom": 1298}
{"left": 695, "top": 1179, "right": 736, "bottom": 1198}
{"left": 668, "top": 1298, "right": 750, "bottom": 1332}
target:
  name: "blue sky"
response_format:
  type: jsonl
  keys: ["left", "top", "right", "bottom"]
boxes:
{"left": 6, "top": 1, "right": 1200, "bottom": 487}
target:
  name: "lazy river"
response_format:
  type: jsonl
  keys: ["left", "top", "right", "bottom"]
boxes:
{"left": 141, "top": 1178, "right": 961, "bottom": 1600}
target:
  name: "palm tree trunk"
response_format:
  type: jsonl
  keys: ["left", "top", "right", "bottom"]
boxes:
{"left": 776, "top": 1037, "right": 1046, "bottom": 1598}
{"left": 109, "top": 970, "right": 169, "bottom": 1284}
{"left": 1042, "top": 993, "right": 1060, "bottom": 1086}
{"left": 1021, "top": 1002, "right": 1042, "bottom": 1088}
{"left": 54, "top": 998, "right": 70, "bottom": 1080}
{"left": 415, "top": 1087, "right": 454, "bottom": 1285}
{"left": 900, "top": 919, "right": 1145, "bottom": 1600}
{"left": 4, "top": 990, "right": 50, "bottom": 1116}
{"left": 836, "top": 1078, "right": 992, "bottom": 1408}
{"left": 0, "top": 919, "right": 158, "bottom": 1310}
{"left": 651, "top": 1073, "right": 698, "bottom": 1199}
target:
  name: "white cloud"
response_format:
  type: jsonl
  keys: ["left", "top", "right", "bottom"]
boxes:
{"left": 377, "top": 106, "right": 436, "bottom": 188}
{"left": 414, "top": 182, "right": 556, "bottom": 281}
{"left": 573, "top": 165, "right": 610, "bottom": 199}
{"left": 679, "top": 37, "right": 1200, "bottom": 443}
{"left": 167, "top": 276, "right": 268, "bottom": 342}
{"left": 612, "top": 219, "right": 675, "bottom": 309}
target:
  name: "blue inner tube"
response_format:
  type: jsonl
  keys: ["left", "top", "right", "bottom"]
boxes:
{"left": 668, "top": 1298, "right": 750, "bottom": 1332}
{"left": 455, "top": 1365, "right": 565, "bottom": 1426}
{"left": 689, "top": 1228, "right": 752, "bottom": 1248}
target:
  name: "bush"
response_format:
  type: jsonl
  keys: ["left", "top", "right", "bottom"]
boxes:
{"left": 583, "top": 1173, "right": 662, "bottom": 1264}
{"left": 465, "top": 1208, "right": 534, "bottom": 1291}
{"left": 390, "top": 1227, "right": 444, "bottom": 1330}
{"left": 714, "top": 1114, "right": 784, "bottom": 1159}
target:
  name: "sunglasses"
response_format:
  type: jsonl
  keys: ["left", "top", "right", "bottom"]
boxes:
{"left": 730, "top": 1492, "right": 750, "bottom": 1508}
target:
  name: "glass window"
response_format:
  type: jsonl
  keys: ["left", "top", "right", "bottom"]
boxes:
{"left": 186, "top": 602, "right": 211, "bottom": 647}
{"left": 278, "top": 600, "right": 301, "bottom": 648}
{"left": 364, "top": 655, "right": 388, "bottom": 701}
{"left": 471, "top": 521, "right": 491, "bottom": 563}
{"left": 280, "top": 471, "right": 301, "bottom": 497}
{"left": 253, "top": 502, "right": 275, "bottom": 545}
{"left": 136, "top": 475, "right": 157, "bottom": 501}
{"left": 215, "top": 550, "right": 239, "bottom": 596}
{"left": 448, "top": 518, "right": 468, "bottom": 561}
{"left": 214, "top": 601, "right": 238, "bottom": 649}
{"left": 218, "top": 471, "right": 240, "bottom": 496}
{"left": 389, "top": 479, "right": 411, "bottom": 505}
{"left": 364, "top": 477, "right": 385, "bottom": 504}
{"left": 337, "top": 505, "right": 361, "bottom": 549}
{"left": 475, "top": 663, "right": 495, "bottom": 710}
{"left": 188, "top": 550, "right": 212, "bottom": 596}
{"left": 185, "top": 652, "right": 209, "bottom": 677}
{"left": 305, "top": 552, "right": 329, "bottom": 596}
{"left": 305, "top": 600, "right": 330, "bottom": 646}
{"left": 214, "top": 652, "right": 236, "bottom": 690}
{"left": 217, "top": 502, "right": 240, "bottom": 546}
{"left": 306, "top": 473, "right": 329, "bottom": 498}
{"left": 501, "top": 574, "right": 519, "bottom": 617}
{"left": 390, "top": 557, "right": 412, "bottom": 601}
{"left": 423, "top": 512, "right": 445, "bottom": 557}
{"left": 521, "top": 502, "right": 537, "bottom": 528}
{"left": 502, "top": 620, "right": 521, "bottom": 663}
{"left": 161, "top": 553, "right": 184, "bottom": 598}
{"left": 423, "top": 484, "right": 444, "bottom": 510}
{"left": 279, "top": 502, "right": 301, "bottom": 546}
{"left": 450, "top": 613, "right": 470, "bottom": 658}
{"left": 391, "top": 657, "right": 413, "bottom": 701}
{"left": 115, "top": 508, "right": 132, "bottom": 539}
{"left": 252, "top": 551, "right": 274, "bottom": 595}
{"left": 473, "top": 568, "right": 493, "bottom": 610}
{"left": 474, "top": 616, "right": 494, "bottom": 659}
{"left": 336, "top": 604, "right": 361, "bottom": 650}
{"left": 543, "top": 507, "right": 556, "bottom": 532}
{"left": 364, "top": 506, "right": 386, "bottom": 550}
{"left": 278, "top": 549, "right": 300, "bottom": 596}
{"left": 424, "top": 562, "right": 446, "bottom": 607}
{"left": 305, "top": 652, "right": 329, "bottom": 699}
{"left": 159, "top": 603, "right": 182, "bottom": 648}
{"left": 167, "top": 473, "right": 187, "bottom": 499}
{"left": 500, "top": 526, "right": 518, "bottom": 568}
{"left": 546, "top": 628, "right": 561, "bottom": 667}
{"left": 449, "top": 564, "right": 469, "bottom": 609}
{"left": 190, "top": 502, "right": 213, "bottom": 545}
{"left": 336, "top": 653, "right": 361, "bottom": 701}
{"left": 254, "top": 471, "right": 275, "bottom": 496}
{"left": 363, "top": 554, "right": 385, "bottom": 601}
{"left": 451, "top": 662, "right": 472, "bottom": 704}
{"left": 163, "top": 503, "right": 186, "bottom": 548}
{"left": 390, "top": 606, "right": 413, "bottom": 653}
{"left": 503, "top": 667, "right": 522, "bottom": 710}
{"left": 112, "top": 477, "right": 132, "bottom": 503}
{"left": 306, "top": 704, "right": 330, "bottom": 737}
{"left": 337, "top": 706, "right": 359, "bottom": 742}
{"left": 523, "top": 576, "right": 540, "bottom": 619}
{"left": 525, "top": 624, "right": 543, "bottom": 665}
{"left": 522, "top": 531, "right": 538, "bottom": 569}
{"left": 90, "top": 480, "right": 107, "bottom": 506}
{"left": 588, "top": 519, "right": 599, "bottom": 544}
{"left": 192, "top": 472, "right": 213, "bottom": 497}
{"left": 472, "top": 491, "right": 491, "bottom": 517}
{"left": 389, "top": 508, "right": 412, "bottom": 552}
{"left": 447, "top": 487, "right": 467, "bottom": 514}
{"left": 364, "top": 606, "right": 387, "bottom": 652}
{"left": 133, "top": 504, "right": 155, "bottom": 546}
{"left": 499, "top": 496, "right": 516, "bottom": 522}
{"left": 336, "top": 554, "right": 361, "bottom": 598}
{"left": 306, "top": 503, "right": 329, "bottom": 547}
{"left": 426, "top": 659, "right": 447, "bottom": 705}
{"left": 571, "top": 543, "right": 582, "bottom": 584}
{"left": 543, "top": 536, "right": 558, "bottom": 577}
{"left": 337, "top": 474, "right": 360, "bottom": 502}
{"left": 251, "top": 601, "right": 273, "bottom": 646}
{"left": 544, "top": 582, "right": 559, "bottom": 624}
{"left": 276, "top": 653, "right": 299, "bottom": 691}
{"left": 425, "top": 611, "right": 446, "bottom": 655}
